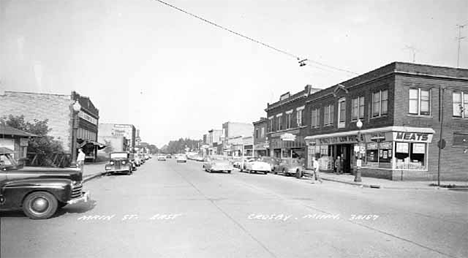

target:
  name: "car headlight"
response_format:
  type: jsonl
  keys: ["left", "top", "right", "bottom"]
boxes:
{"left": 122, "top": 161, "right": 126, "bottom": 165}
{"left": 110, "top": 161, "right": 114, "bottom": 165}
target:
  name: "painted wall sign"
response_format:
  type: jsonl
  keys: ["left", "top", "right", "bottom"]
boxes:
{"left": 78, "top": 111, "right": 98, "bottom": 125}
{"left": 393, "top": 132, "right": 433, "bottom": 143}
{"left": 281, "top": 133, "right": 296, "bottom": 141}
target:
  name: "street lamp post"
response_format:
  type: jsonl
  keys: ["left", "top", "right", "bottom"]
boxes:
{"left": 71, "top": 101, "right": 81, "bottom": 167}
{"left": 354, "top": 119, "right": 363, "bottom": 182}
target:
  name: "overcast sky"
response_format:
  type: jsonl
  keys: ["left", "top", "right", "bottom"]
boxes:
{"left": 1, "top": 0, "right": 467, "bottom": 147}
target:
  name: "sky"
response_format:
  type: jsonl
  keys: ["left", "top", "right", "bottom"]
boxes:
{"left": 0, "top": 0, "right": 467, "bottom": 148}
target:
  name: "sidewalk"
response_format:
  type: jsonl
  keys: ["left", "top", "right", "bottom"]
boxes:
{"left": 81, "top": 161, "right": 108, "bottom": 183}
{"left": 304, "top": 170, "right": 468, "bottom": 190}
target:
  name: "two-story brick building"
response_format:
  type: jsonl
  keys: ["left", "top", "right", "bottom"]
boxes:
{"left": 253, "top": 118, "right": 268, "bottom": 157}
{"left": 303, "top": 62, "right": 468, "bottom": 181}
{"left": 265, "top": 85, "right": 320, "bottom": 160}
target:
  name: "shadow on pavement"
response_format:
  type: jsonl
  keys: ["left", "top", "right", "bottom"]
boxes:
{"left": 55, "top": 199, "right": 97, "bottom": 217}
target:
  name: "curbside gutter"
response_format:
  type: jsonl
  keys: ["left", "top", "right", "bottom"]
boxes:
{"left": 83, "top": 171, "right": 108, "bottom": 183}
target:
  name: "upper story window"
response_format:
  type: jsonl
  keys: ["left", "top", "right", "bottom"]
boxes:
{"left": 268, "top": 117, "right": 274, "bottom": 132}
{"left": 286, "top": 110, "right": 293, "bottom": 129}
{"left": 372, "top": 90, "right": 388, "bottom": 117}
{"left": 409, "top": 88, "right": 430, "bottom": 116}
{"left": 311, "top": 108, "right": 320, "bottom": 128}
{"left": 324, "top": 104, "right": 334, "bottom": 126}
{"left": 453, "top": 91, "right": 468, "bottom": 118}
{"left": 338, "top": 98, "right": 346, "bottom": 128}
{"left": 255, "top": 128, "right": 259, "bottom": 139}
{"left": 296, "top": 106, "right": 305, "bottom": 126}
{"left": 260, "top": 127, "right": 265, "bottom": 138}
{"left": 352, "top": 96, "right": 365, "bottom": 121}
{"left": 276, "top": 114, "right": 283, "bottom": 131}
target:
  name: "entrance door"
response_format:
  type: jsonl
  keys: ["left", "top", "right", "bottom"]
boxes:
{"left": 336, "top": 144, "right": 352, "bottom": 174}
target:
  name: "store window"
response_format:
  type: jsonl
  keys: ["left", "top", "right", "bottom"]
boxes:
{"left": 352, "top": 96, "right": 365, "bottom": 121}
{"left": 365, "top": 141, "right": 392, "bottom": 168}
{"left": 395, "top": 142, "right": 426, "bottom": 170}
{"left": 409, "top": 88, "right": 431, "bottom": 116}
{"left": 453, "top": 92, "right": 468, "bottom": 118}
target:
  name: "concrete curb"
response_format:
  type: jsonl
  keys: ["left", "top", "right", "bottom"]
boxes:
{"left": 321, "top": 177, "right": 381, "bottom": 189}
{"left": 83, "top": 171, "right": 108, "bottom": 183}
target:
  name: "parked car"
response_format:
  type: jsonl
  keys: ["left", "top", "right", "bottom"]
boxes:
{"left": 233, "top": 157, "right": 255, "bottom": 169}
{"left": 261, "top": 157, "right": 280, "bottom": 172}
{"left": 105, "top": 152, "right": 134, "bottom": 175}
{"left": 176, "top": 155, "right": 187, "bottom": 163}
{"left": 157, "top": 155, "right": 167, "bottom": 161}
{"left": 241, "top": 158, "right": 271, "bottom": 174}
{"left": 274, "top": 158, "right": 305, "bottom": 178}
{"left": 203, "top": 157, "right": 232, "bottom": 173}
{"left": 0, "top": 147, "right": 90, "bottom": 219}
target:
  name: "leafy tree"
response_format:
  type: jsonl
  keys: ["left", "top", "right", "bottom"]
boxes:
{"left": 1, "top": 115, "right": 64, "bottom": 166}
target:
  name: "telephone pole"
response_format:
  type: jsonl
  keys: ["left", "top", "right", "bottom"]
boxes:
{"left": 456, "top": 23, "right": 467, "bottom": 67}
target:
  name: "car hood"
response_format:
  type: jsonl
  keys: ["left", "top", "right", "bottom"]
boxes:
{"left": 5, "top": 167, "right": 83, "bottom": 182}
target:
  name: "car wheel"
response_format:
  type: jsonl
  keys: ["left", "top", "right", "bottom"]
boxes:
{"left": 127, "top": 170, "right": 133, "bottom": 175}
{"left": 22, "top": 191, "right": 58, "bottom": 220}
{"left": 296, "top": 169, "right": 303, "bottom": 179}
{"left": 227, "top": 170, "right": 231, "bottom": 173}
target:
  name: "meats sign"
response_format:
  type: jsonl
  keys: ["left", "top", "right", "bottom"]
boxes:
{"left": 393, "top": 132, "right": 433, "bottom": 143}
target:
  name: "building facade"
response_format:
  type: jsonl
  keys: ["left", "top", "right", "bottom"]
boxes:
{"left": 0, "top": 91, "right": 101, "bottom": 162}
{"left": 221, "top": 122, "right": 254, "bottom": 156}
{"left": 253, "top": 118, "right": 268, "bottom": 157}
{"left": 265, "top": 85, "right": 320, "bottom": 160}
{"left": 303, "top": 62, "right": 468, "bottom": 181}
{"left": 207, "top": 129, "right": 222, "bottom": 155}
{"left": 99, "top": 123, "right": 137, "bottom": 152}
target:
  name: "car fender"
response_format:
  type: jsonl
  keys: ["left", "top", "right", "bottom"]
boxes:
{"left": 0, "top": 178, "right": 72, "bottom": 210}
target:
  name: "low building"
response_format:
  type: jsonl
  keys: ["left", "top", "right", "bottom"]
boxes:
{"left": 0, "top": 124, "right": 36, "bottom": 162}
{"left": 99, "top": 123, "right": 137, "bottom": 152}
{"left": 221, "top": 122, "right": 254, "bottom": 156}
{"left": 253, "top": 118, "right": 268, "bottom": 157}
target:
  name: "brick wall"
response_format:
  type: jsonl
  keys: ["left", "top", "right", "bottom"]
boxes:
{"left": 0, "top": 91, "right": 73, "bottom": 152}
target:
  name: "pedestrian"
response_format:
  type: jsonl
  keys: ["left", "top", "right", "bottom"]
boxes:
{"left": 335, "top": 156, "right": 342, "bottom": 174}
{"left": 312, "top": 157, "right": 323, "bottom": 183}
{"left": 77, "top": 148, "right": 85, "bottom": 173}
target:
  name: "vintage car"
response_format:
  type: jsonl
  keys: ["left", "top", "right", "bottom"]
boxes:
{"left": 157, "top": 155, "right": 167, "bottom": 161}
{"left": 203, "top": 157, "right": 232, "bottom": 173}
{"left": 274, "top": 158, "right": 306, "bottom": 178}
{"left": 241, "top": 158, "right": 271, "bottom": 174}
{"left": 0, "top": 147, "right": 90, "bottom": 219}
{"left": 105, "top": 152, "right": 134, "bottom": 175}
{"left": 176, "top": 155, "right": 187, "bottom": 163}
{"left": 261, "top": 157, "right": 280, "bottom": 172}
{"left": 233, "top": 157, "right": 255, "bottom": 169}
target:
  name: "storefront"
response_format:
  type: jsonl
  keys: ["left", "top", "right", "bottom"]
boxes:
{"left": 254, "top": 142, "right": 268, "bottom": 157}
{"left": 269, "top": 132, "right": 306, "bottom": 159}
{"left": 305, "top": 126, "right": 435, "bottom": 180}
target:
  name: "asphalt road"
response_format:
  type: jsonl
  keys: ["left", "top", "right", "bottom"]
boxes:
{"left": 1, "top": 158, "right": 467, "bottom": 258}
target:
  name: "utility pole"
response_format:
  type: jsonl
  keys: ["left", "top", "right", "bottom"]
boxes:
{"left": 456, "top": 23, "right": 467, "bottom": 67}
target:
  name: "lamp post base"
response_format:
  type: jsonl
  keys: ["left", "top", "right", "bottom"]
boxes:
{"left": 354, "top": 167, "right": 362, "bottom": 182}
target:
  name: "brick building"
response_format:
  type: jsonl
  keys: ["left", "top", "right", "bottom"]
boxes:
{"left": 253, "top": 118, "right": 268, "bottom": 157}
{"left": 99, "top": 123, "right": 137, "bottom": 152}
{"left": 303, "top": 62, "right": 468, "bottom": 181}
{"left": 207, "top": 129, "right": 222, "bottom": 155}
{"left": 0, "top": 91, "right": 102, "bottom": 163}
{"left": 221, "top": 122, "right": 254, "bottom": 156}
{"left": 265, "top": 85, "right": 320, "bottom": 160}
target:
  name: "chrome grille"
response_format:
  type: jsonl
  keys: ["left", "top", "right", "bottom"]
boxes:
{"left": 71, "top": 183, "right": 83, "bottom": 199}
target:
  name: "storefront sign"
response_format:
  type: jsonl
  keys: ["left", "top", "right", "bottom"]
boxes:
{"left": 394, "top": 132, "right": 432, "bottom": 143}
{"left": 370, "top": 132, "right": 386, "bottom": 141}
{"left": 319, "top": 135, "right": 358, "bottom": 144}
{"left": 413, "top": 143, "right": 426, "bottom": 154}
{"left": 396, "top": 142, "right": 409, "bottom": 153}
{"left": 78, "top": 111, "right": 98, "bottom": 125}
{"left": 281, "top": 133, "right": 296, "bottom": 141}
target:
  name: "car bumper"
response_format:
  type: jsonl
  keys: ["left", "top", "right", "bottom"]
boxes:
{"left": 67, "top": 191, "right": 90, "bottom": 205}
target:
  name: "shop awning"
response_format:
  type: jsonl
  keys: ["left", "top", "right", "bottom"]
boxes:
{"left": 0, "top": 147, "right": 14, "bottom": 154}
{"left": 80, "top": 140, "right": 106, "bottom": 150}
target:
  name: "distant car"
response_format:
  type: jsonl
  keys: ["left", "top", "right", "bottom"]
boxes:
{"left": 158, "top": 155, "right": 167, "bottom": 161}
{"left": 233, "top": 157, "right": 255, "bottom": 169}
{"left": 242, "top": 158, "right": 271, "bottom": 174}
{"left": 105, "top": 152, "right": 133, "bottom": 175}
{"left": 261, "top": 157, "right": 280, "bottom": 172}
{"left": 203, "top": 157, "right": 232, "bottom": 173}
{"left": 274, "top": 158, "right": 305, "bottom": 178}
{"left": 176, "top": 155, "right": 187, "bottom": 163}
{"left": 166, "top": 154, "right": 172, "bottom": 159}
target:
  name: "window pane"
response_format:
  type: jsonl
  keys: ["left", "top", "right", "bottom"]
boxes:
{"left": 339, "top": 101, "right": 346, "bottom": 122}
{"left": 421, "top": 90, "right": 430, "bottom": 100}
{"left": 409, "top": 89, "right": 418, "bottom": 99}
{"left": 464, "top": 103, "right": 468, "bottom": 117}
{"left": 381, "top": 90, "right": 388, "bottom": 101}
{"left": 359, "top": 97, "right": 365, "bottom": 118}
{"left": 453, "top": 92, "right": 461, "bottom": 103}
{"left": 409, "top": 99, "right": 418, "bottom": 114}
{"left": 381, "top": 99, "right": 388, "bottom": 115}
{"left": 330, "top": 104, "right": 334, "bottom": 124}
{"left": 420, "top": 100, "right": 430, "bottom": 115}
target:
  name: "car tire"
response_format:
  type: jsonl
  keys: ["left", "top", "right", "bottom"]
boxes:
{"left": 296, "top": 169, "right": 303, "bottom": 179}
{"left": 227, "top": 170, "right": 231, "bottom": 173}
{"left": 22, "top": 191, "right": 58, "bottom": 220}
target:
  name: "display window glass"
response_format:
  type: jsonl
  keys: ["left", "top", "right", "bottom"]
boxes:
{"left": 395, "top": 142, "right": 426, "bottom": 170}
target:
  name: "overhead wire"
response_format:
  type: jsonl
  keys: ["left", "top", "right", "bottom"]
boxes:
{"left": 153, "top": 0, "right": 358, "bottom": 76}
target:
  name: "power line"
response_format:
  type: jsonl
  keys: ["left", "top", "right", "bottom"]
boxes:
{"left": 153, "top": 0, "right": 357, "bottom": 76}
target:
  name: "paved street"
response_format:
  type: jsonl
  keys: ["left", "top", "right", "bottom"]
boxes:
{"left": 1, "top": 158, "right": 467, "bottom": 258}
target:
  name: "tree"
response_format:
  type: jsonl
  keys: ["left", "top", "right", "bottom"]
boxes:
{"left": 1, "top": 115, "right": 64, "bottom": 166}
